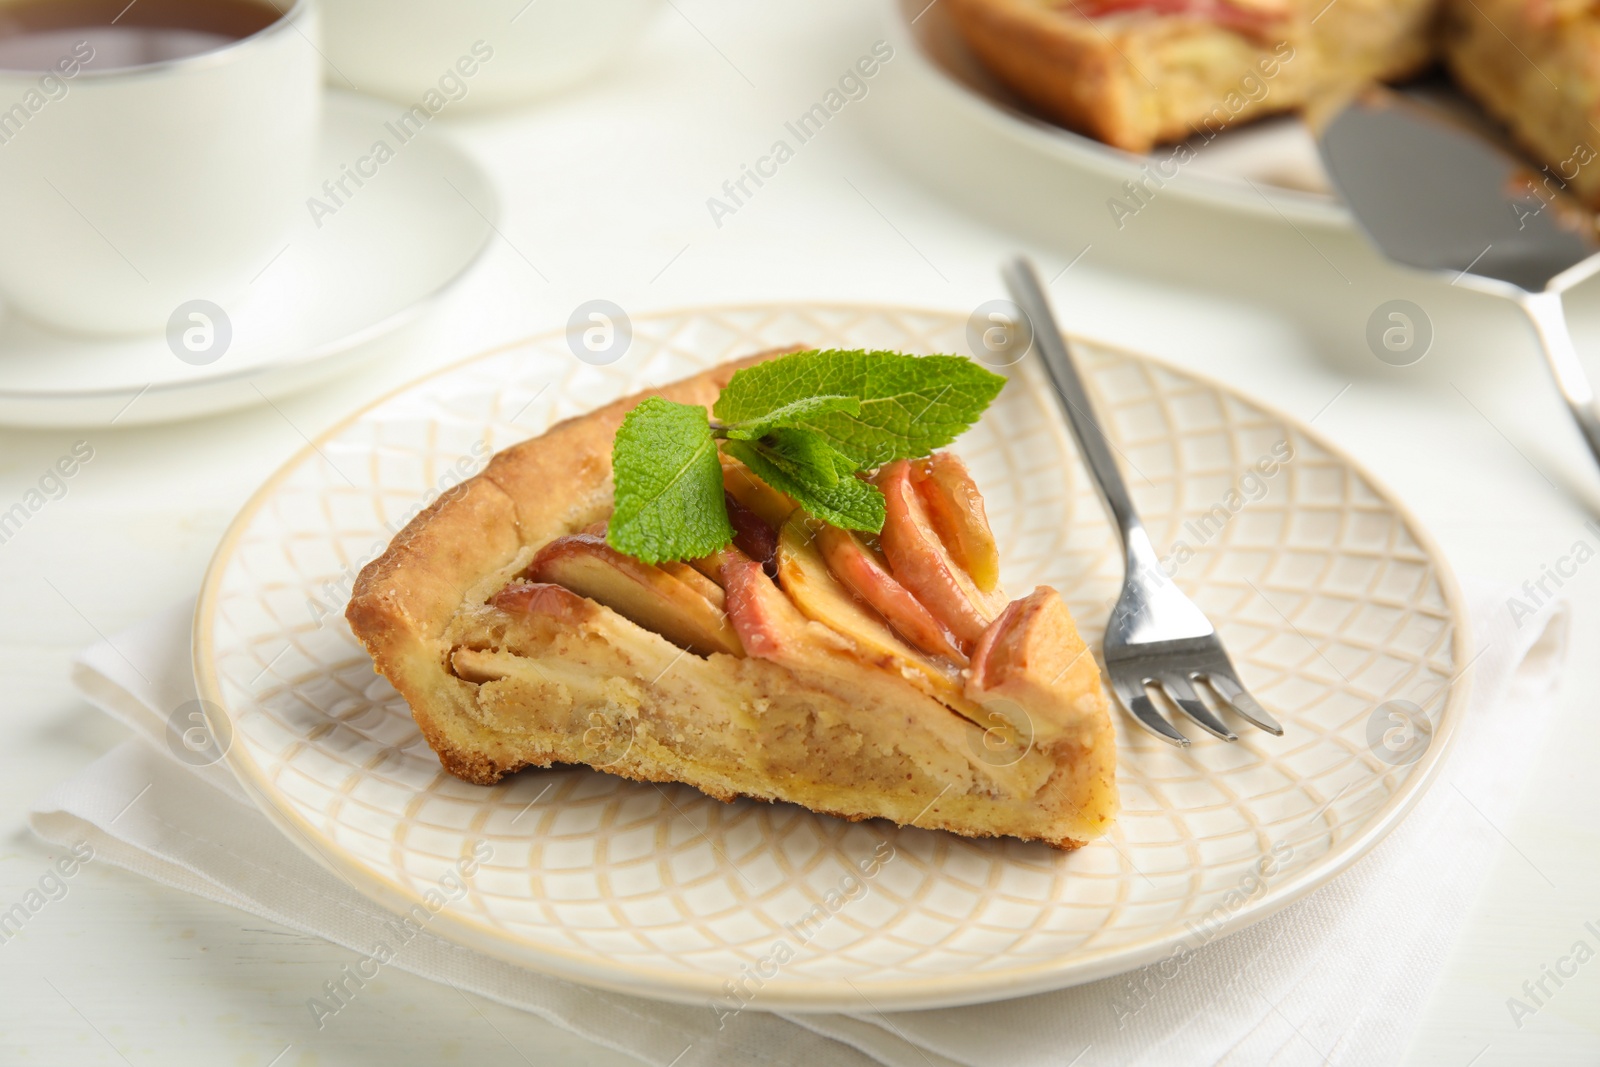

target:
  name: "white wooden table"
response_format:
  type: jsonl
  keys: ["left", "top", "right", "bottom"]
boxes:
{"left": 3, "top": 2, "right": 1598, "bottom": 1063}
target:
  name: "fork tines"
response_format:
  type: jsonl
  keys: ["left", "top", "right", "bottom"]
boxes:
{"left": 1105, "top": 638, "right": 1283, "bottom": 747}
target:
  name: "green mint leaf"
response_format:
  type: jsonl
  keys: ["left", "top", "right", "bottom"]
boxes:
{"left": 713, "top": 349, "right": 1005, "bottom": 468}
{"left": 720, "top": 394, "right": 860, "bottom": 441}
{"left": 607, "top": 397, "right": 733, "bottom": 563}
{"left": 723, "top": 438, "right": 886, "bottom": 533}
{"left": 761, "top": 427, "right": 851, "bottom": 487}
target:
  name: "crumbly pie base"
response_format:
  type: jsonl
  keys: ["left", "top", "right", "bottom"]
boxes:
{"left": 347, "top": 351, "right": 1119, "bottom": 850}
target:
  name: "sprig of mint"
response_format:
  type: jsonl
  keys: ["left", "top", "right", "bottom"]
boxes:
{"left": 722, "top": 434, "right": 884, "bottom": 531}
{"left": 606, "top": 349, "right": 1005, "bottom": 563}
{"left": 608, "top": 398, "right": 734, "bottom": 564}
{"left": 719, "top": 395, "right": 860, "bottom": 441}
{"left": 713, "top": 349, "right": 1006, "bottom": 467}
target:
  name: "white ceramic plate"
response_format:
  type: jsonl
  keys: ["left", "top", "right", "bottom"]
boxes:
{"left": 195, "top": 303, "right": 1470, "bottom": 1011}
{"left": 885, "top": 0, "right": 1350, "bottom": 226}
{"left": 0, "top": 92, "right": 496, "bottom": 428}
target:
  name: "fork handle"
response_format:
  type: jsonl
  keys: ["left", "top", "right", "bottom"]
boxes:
{"left": 1522, "top": 289, "right": 1600, "bottom": 470}
{"left": 1003, "top": 257, "right": 1144, "bottom": 547}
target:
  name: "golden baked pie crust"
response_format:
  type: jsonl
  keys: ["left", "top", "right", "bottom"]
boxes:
{"left": 347, "top": 351, "right": 1119, "bottom": 850}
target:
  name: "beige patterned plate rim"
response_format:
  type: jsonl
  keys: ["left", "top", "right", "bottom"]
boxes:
{"left": 193, "top": 301, "right": 1473, "bottom": 1011}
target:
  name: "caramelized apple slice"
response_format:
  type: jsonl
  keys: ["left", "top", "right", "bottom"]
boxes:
{"left": 677, "top": 495, "right": 778, "bottom": 590}
{"left": 913, "top": 452, "right": 1000, "bottom": 595}
{"left": 526, "top": 534, "right": 741, "bottom": 657}
{"left": 721, "top": 454, "right": 796, "bottom": 529}
{"left": 874, "top": 460, "right": 1004, "bottom": 651}
{"left": 776, "top": 513, "right": 919, "bottom": 667}
{"left": 813, "top": 523, "right": 966, "bottom": 662}
{"left": 727, "top": 535, "right": 1049, "bottom": 796}
{"left": 708, "top": 543, "right": 857, "bottom": 663}
{"left": 725, "top": 492, "right": 778, "bottom": 573}
{"left": 490, "top": 579, "right": 598, "bottom": 626}
{"left": 966, "top": 587, "right": 1104, "bottom": 748}
{"left": 660, "top": 561, "right": 726, "bottom": 609}
{"left": 688, "top": 553, "right": 724, "bottom": 587}
{"left": 718, "top": 545, "right": 813, "bottom": 660}
{"left": 775, "top": 511, "right": 974, "bottom": 705}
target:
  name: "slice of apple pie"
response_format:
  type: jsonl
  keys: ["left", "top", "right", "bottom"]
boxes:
{"left": 347, "top": 350, "right": 1117, "bottom": 849}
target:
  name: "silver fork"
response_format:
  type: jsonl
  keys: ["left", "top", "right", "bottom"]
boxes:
{"left": 1003, "top": 257, "right": 1283, "bottom": 746}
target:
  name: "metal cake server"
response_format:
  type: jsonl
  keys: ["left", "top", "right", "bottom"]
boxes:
{"left": 1317, "top": 85, "right": 1600, "bottom": 470}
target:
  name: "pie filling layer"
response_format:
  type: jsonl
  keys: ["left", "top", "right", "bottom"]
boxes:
{"left": 446, "top": 451, "right": 1116, "bottom": 846}
{"left": 349, "top": 351, "right": 1119, "bottom": 850}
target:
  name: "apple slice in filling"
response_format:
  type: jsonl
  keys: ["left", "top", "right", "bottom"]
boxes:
{"left": 774, "top": 510, "right": 973, "bottom": 707}
{"left": 966, "top": 586, "right": 1107, "bottom": 749}
{"left": 660, "top": 561, "right": 727, "bottom": 609}
{"left": 912, "top": 452, "right": 1001, "bottom": 595}
{"left": 525, "top": 534, "right": 741, "bottom": 657}
{"left": 812, "top": 522, "right": 967, "bottom": 662}
{"left": 721, "top": 454, "right": 796, "bottom": 529}
{"left": 725, "top": 492, "right": 779, "bottom": 574}
{"left": 874, "top": 460, "right": 1005, "bottom": 652}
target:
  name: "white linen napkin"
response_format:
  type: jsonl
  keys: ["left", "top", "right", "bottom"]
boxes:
{"left": 30, "top": 580, "right": 1568, "bottom": 1067}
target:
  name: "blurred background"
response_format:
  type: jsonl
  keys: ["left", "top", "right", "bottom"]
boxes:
{"left": 2, "top": 1, "right": 1596, "bottom": 1063}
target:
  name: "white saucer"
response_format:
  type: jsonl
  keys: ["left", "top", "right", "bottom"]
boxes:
{"left": 0, "top": 92, "right": 497, "bottom": 428}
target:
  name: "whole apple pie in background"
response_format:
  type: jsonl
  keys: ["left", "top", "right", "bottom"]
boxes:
{"left": 945, "top": 0, "right": 1437, "bottom": 153}
{"left": 346, "top": 351, "right": 1118, "bottom": 850}
{"left": 946, "top": 0, "right": 1600, "bottom": 208}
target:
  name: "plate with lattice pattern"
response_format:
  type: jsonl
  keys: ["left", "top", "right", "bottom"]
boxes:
{"left": 194, "top": 303, "right": 1469, "bottom": 1011}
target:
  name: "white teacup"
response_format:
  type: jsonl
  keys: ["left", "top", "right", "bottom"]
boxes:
{"left": 0, "top": 0, "right": 321, "bottom": 336}
{"left": 318, "top": 0, "right": 660, "bottom": 110}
